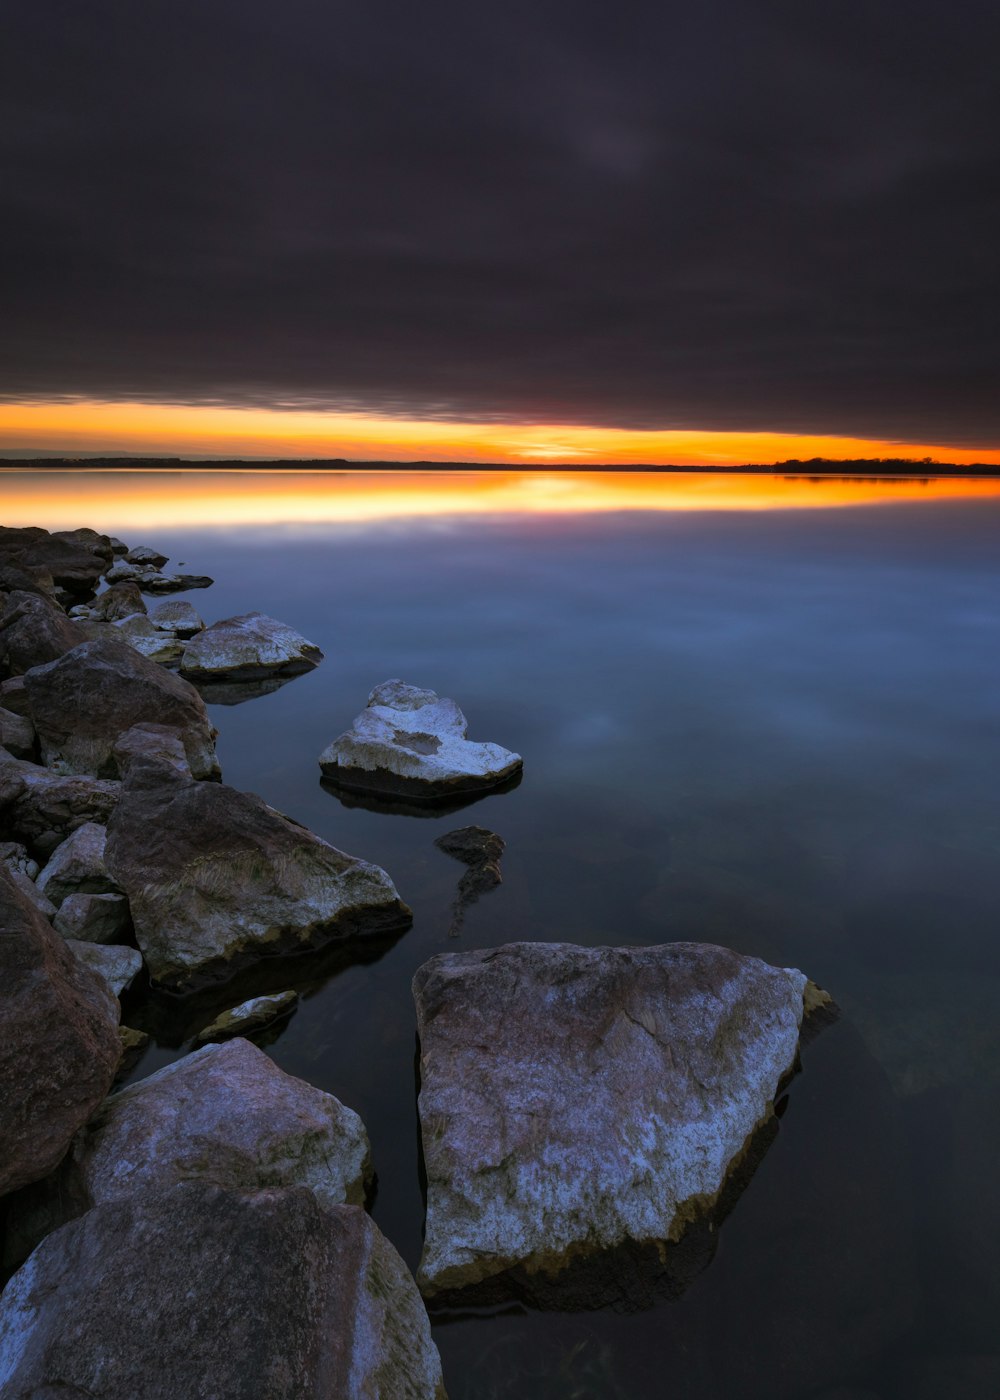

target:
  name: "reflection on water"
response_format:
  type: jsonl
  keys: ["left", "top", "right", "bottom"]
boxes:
{"left": 9, "top": 471, "right": 1000, "bottom": 1397}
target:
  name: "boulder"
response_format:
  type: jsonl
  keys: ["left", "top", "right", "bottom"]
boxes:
{"left": 193, "top": 990, "right": 299, "bottom": 1044}
{"left": 0, "top": 1183, "right": 446, "bottom": 1400}
{"left": 0, "top": 676, "right": 29, "bottom": 717}
{"left": 0, "top": 707, "right": 34, "bottom": 760}
{"left": 320, "top": 680, "right": 523, "bottom": 802}
{"left": 0, "top": 526, "right": 107, "bottom": 594}
{"left": 0, "top": 865, "right": 120, "bottom": 1197}
{"left": 92, "top": 579, "right": 147, "bottom": 621}
{"left": 53, "top": 891, "right": 131, "bottom": 944}
{"left": 0, "top": 590, "right": 80, "bottom": 676}
{"left": 148, "top": 599, "right": 203, "bottom": 636}
{"left": 0, "top": 749, "right": 119, "bottom": 854}
{"left": 112, "top": 721, "right": 193, "bottom": 777}
{"left": 111, "top": 612, "right": 185, "bottom": 665}
{"left": 51, "top": 528, "right": 114, "bottom": 568}
{"left": 125, "top": 544, "right": 169, "bottom": 569}
{"left": 104, "top": 749, "right": 410, "bottom": 989}
{"left": 5, "top": 1037, "right": 371, "bottom": 1263}
{"left": 414, "top": 940, "right": 832, "bottom": 1306}
{"left": 7, "top": 868, "right": 56, "bottom": 921}
{"left": 23, "top": 637, "right": 219, "bottom": 779}
{"left": 36, "top": 822, "right": 118, "bottom": 906}
{"left": 65, "top": 940, "right": 142, "bottom": 997}
{"left": 0, "top": 841, "right": 39, "bottom": 880}
{"left": 180, "top": 611, "right": 323, "bottom": 681}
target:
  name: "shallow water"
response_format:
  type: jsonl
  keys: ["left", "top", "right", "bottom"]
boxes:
{"left": 6, "top": 470, "right": 1000, "bottom": 1398}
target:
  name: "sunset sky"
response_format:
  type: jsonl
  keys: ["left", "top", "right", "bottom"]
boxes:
{"left": 2, "top": 2, "right": 998, "bottom": 463}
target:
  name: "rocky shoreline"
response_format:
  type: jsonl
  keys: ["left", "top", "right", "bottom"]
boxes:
{"left": 0, "top": 522, "right": 835, "bottom": 1397}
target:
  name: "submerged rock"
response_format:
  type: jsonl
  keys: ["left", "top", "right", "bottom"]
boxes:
{"left": 6, "top": 868, "right": 56, "bottom": 921}
{"left": 180, "top": 611, "right": 323, "bottom": 681}
{"left": 414, "top": 940, "right": 832, "bottom": 1308}
{"left": 148, "top": 598, "right": 204, "bottom": 636}
{"left": 0, "top": 748, "right": 119, "bottom": 854}
{"left": 104, "top": 744, "right": 410, "bottom": 989}
{"left": 0, "top": 1182, "right": 446, "bottom": 1400}
{"left": 5, "top": 1038, "right": 372, "bottom": 1263}
{"left": 193, "top": 990, "right": 299, "bottom": 1044}
{"left": 320, "top": 679, "right": 523, "bottom": 803}
{"left": 66, "top": 940, "right": 142, "bottom": 997}
{"left": 435, "top": 825, "right": 505, "bottom": 936}
{"left": 23, "top": 637, "right": 219, "bottom": 780}
{"left": 0, "top": 865, "right": 120, "bottom": 1197}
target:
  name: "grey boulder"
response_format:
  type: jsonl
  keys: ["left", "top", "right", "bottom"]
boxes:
{"left": 0, "top": 748, "right": 119, "bottom": 855}
{"left": 54, "top": 892, "right": 131, "bottom": 944}
{"left": 148, "top": 599, "right": 204, "bottom": 636}
{"left": 0, "top": 707, "right": 35, "bottom": 760}
{"left": 180, "top": 611, "right": 323, "bottom": 681}
{"left": 65, "top": 940, "right": 142, "bottom": 996}
{"left": 36, "top": 821, "right": 119, "bottom": 906}
{"left": 0, "top": 1182, "right": 447, "bottom": 1400}
{"left": 414, "top": 940, "right": 832, "bottom": 1307}
{"left": 320, "top": 679, "right": 523, "bottom": 802}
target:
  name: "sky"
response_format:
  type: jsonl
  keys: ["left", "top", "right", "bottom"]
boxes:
{"left": 2, "top": 0, "right": 998, "bottom": 463}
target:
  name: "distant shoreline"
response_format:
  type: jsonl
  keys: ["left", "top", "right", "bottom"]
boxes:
{"left": 2, "top": 455, "right": 999, "bottom": 477}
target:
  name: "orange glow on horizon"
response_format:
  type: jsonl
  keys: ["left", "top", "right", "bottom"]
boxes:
{"left": 2, "top": 468, "right": 999, "bottom": 533}
{"left": 1, "top": 398, "right": 999, "bottom": 468}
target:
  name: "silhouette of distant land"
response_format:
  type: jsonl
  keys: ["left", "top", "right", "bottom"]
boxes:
{"left": 0, "top": 454, "right": 998, "bottom": 476}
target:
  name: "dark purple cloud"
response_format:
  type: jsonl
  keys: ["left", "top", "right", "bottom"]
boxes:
{"left": 2, "top": 0, "right": 998, "bottom": 442}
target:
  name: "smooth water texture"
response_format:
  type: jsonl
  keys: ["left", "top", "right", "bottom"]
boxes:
{"left": 5, "top": 471, "right": 1000, "bottom": 1399}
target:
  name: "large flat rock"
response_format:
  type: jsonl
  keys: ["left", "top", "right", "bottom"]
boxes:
{"left": 23, "top": 637, "right": 219, "bottom": 779}
{"left": 414, "top": 940, "right": 830, "bottom": 1307}
{"left": 0, "top": 1182, "right": 446, "bottom": 1399}
{"left": 5, "top": 1037, "right": 371, "bottom": 1263}
{"left": 0, "top": 866, "right": 120, "bottom": 1197}
{"left": 104, "top": 744, "right": 411, "bottom": 989}
{"left": 320, "top": 679, "right": 523, "bottom": 802}
{"left": 180, "top": 611, "right": 323, "bottom": 681}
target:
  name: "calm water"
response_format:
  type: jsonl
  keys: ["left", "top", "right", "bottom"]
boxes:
{"left": 8, "top": 471, "right": 1000, "bottom": 1399}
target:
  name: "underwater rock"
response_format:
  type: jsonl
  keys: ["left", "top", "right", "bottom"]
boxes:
{"left": 0, "top": 590, "right": 81, "bottom": 676}
{"left": 414, "top": 940, "right": 831, "bottom": 1307}
{"left": 23, "top": 637, "right": 219, "bottom": 780}
{"left": 103, "top": 747, "right": 410, "bottom": 989}
{"left": 0, "top": 749, "right": 119, "bottom": 854}
{"left": 435, "top": 825, "right": 505, "bottom": 936}
{"left": 320, "top": 679, "right": 523, "bottom": 803}
{"left": 0, "top": 865, "right": 120, "bottom": 1197}
{"left": 35, "top": 822, "right": 118, "bottom": 906}
{"left": 180, "top": 611, "right": 323, "bottom": 681}
{"left": 0, "top": 1182, "right": 447, "bottom": 1400}
{"left": 4, "top": 1038, "right": 372, "bottom": 1264}
{"left": 148, "top": 599, "right": 204, "bottom": 636}
{"left": 65, "top": 940, "right": 142, "bottom": 997}
{"left": 193, "top": 990, "right": 299, "bottom": 1044}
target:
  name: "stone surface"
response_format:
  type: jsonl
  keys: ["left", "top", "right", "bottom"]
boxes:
{"left": 0, "top": 841, "right": 39, "bottom": 880}
{"left": 0, "top": 527, "right": 106, "bottom": 594}
{"left": 7, "top": 868, "right": 56, "bottom": 921}
{"left": 148, "top": 598, "right": 204, "bottom": 636}
{"left": 435, "top": 825, "right": 505, "bottom": 936}
{"left": 23, "top": 637, "right": 219, "bottom": 779}
{"left": 0, "top": 865, "right": 120, "bottom": 1197}
{"left": 0, "top": 1182, "right": 446, "bottom": 1400}
{"left": 6, "top": 1037, "right": 372, "bottom": 1265}
{"left": 65, "top": 939, "right": 142, "bottom": 996}
{"left": 180, "top": 611, "right": 323, "bottom": 681}
{"left": 36, "top": 821, "right": 118, "bottom": 906}
{"left": 193, "top": 989, "right": 300, "bottom": 1043}
{"left": 125, "top": 544, "right": 169, "bottom": 568}
{"left": 92, "top": 579, "right": 147, "bottom": 620}
{"left": 111, "top": 612, "right": 185, "bottom": 665}
{"left": 104, "top": 748, "right": 410, "bottom": 988}
{"left": 112, "top": 721, "right": 193, "bottom": 777}
{"left": 320, "top": 679, "right": 523, "bottom": 802}
{"left": 414, "top": 940, "right": 826, "bottom": 1304}
{"left": 53, "top": 891, "right": 131, "bottom": 943}
{"left": 0, "top": 707, "right": 34, "bottom": 760}
{"left": 0, "top": 590, "right": 81, "bottom": 676}
{"left": 105, "top": 562, "right": 214, "bottom": 592}
{"left": 0, "top": 748, "right": 119, "bottom": 853}
{"left": 51, "top": 528, "right": 114, "bottom": 568}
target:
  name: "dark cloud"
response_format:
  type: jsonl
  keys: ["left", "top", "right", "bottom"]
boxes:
{"left": 1, "top": 0, "right": 998, "bottom": 443}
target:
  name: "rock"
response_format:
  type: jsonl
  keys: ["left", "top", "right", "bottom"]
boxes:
{"left": 180, "top": 611, "right": 323, "bottom": 681}
{"left": 320, "top": 679, "right": 523, "bottom": 803}
{"left": 0, "top": 526, "right": 107, "bottom": 594}
{"left": 6, "top": 1037, "right": 372, "bottom": 1267}
{"left": 112, "top": 721, "right": 193, "bottom": 777}
{"left": 116, "top": 1024, "right": 150, "bottom": 1075}
{"left": 23, "top": 637, "right": 220, "bottom": 780}
{"left": 7, "top": 868, "right": 57, "bottom": 921}
{"left": 435, "top": 825, "right": 505, "bottom": 936}
{"left": 53, "top": 891, "right": 131, "bottom": 944}
{"left": 414, "top": 940, "right": 831, "bottom": 1306}
{"left": 65, "top": 940, "right": 142, "bottom": 996}
{"left": 51, "top": 528, "right": 114, "bottom": 568}
{"left": 0, "top": 707, "right": 35, "bottom": 760}
{"left": 0, "top": 841, "right": 39, "bottom": 880}
{"left": 193, "top": 990, "right": 299, "bottom": 1044}
{"left": 111, "top": 612, "right": 185, "bottom": 665}
{"left": 0, "top": 590, "right": 81, "bottom": 676}
{"left": 142, "top": 571, "right": 214, "bottom": 593}
{"left": 0, "top": 749, "right": 119, "bottom": 853}
{"left": 0, "top": 676, "right": 29, "bottom": 716}
{"left": 125, "top": 544, "right": 169, "bottom": 569}
{"left": 148, "top": 599, "right": 203, "bottom": 636}
{"left": 0, "top": 560, "right": 55, "bottom": 599}
{"left": 0, "top": 865, "right": 120, "bottom": 1197}
{"left": 36, "top": 822, "right": 118, "bottom": 906}
{"left": 0, "top": 1182, "right": 446, "bottom": 1400}
{"left": 109, "top": 535, "right": 129, "bottom": 555}
{"left": 92, "top": 579, "right": 147, "bottom": 620}
{"left": 104, "top": 749, "right": 411, "bottom": 989}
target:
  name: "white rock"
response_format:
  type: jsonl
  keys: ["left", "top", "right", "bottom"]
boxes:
{"left": 180, "top": 612, "right": 323, "bottom": 681}
{"left": 36, "top": 823, "right": 118, "bottom": 906}
{"left": 148, "top": 600, "right": 204, "bottom": 637}
{"left": 320, "top": 679, "right": 523, "bottom": 801}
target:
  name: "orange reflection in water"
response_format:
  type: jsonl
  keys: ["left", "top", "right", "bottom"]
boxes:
{"left": 2, "top": 469, "right": 999, "bottom": 532}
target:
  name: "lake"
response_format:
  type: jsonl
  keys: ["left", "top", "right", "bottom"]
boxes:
{"left": 5, "top": 469, "right": 1000, "bottom": 1399}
